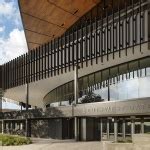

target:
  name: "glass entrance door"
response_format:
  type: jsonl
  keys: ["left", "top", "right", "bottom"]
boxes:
{"left": 100, "top": 116, "right": 150, "bottom": 142}
{"left": 101, "top": 117, "right": 114, "bottom": 141}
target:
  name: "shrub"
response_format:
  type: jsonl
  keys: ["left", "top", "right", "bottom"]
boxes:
{"left": 0, "top": 134, "right": 32, "bottom": 146}
{"left": 117, "top": 139, "right": 132, "bottom": 143}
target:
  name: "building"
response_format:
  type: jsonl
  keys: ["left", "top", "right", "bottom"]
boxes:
{"left": 0, "top": 0, "right": 150, "bottom": 141}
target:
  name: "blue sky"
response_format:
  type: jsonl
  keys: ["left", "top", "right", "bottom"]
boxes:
{"left": 0, "top": 0, "right": 28, "bottom": 65}
{"left": 0, "top": 0, "right": 28, "bottom": 109}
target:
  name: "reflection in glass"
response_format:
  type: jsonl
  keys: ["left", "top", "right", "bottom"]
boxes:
{"left": 144, "top": 118, "right": 150, "bottom": 133}
{"left": 109, "top": 118, "right": 114, "bottom": 140}
{"left": 102, "top": 118, "right": 107, "bottom": 140}
{"left": 43, "top": 59, "right": 150, "bottom": 107}
{"left": 125, "top": 121, "right": 131, "bottom": 138}
{"left": 135, "top": 121, "right": 141, "bottom": 134}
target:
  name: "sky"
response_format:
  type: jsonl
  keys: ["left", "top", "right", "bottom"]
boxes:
{"left": 0, "top": 0, "right": 28, "bottom": 109}
{"left": 0, "top": 0, "right": 28, "bottom": 65}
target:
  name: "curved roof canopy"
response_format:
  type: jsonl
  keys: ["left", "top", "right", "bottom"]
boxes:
{"left": 19, "top": 0, "right": 100, "bottom": 50}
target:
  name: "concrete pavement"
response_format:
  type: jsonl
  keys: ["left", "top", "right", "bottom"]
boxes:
{"left": 0, "top": 138, "right": 102, "bottom": 150}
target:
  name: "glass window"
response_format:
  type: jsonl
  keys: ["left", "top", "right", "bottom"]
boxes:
{"left": 119, "top": 64, "right": 128, "bottom": 76}
{"left": 125, "top": 120, "right": 131, "bottom": 138}
{"left": 139, "top": 76, "right": 150, "bottom": 98}
{"left": 133, "top": 70, "right": 138, "bottom": 78}
{"left": 127, "top": 78, "right": 139, "bottom": 99}
{"left": 110, "top": 84, "right": 118, "bottom": 101}
{"left": 118, "top": 80, "right": 128, "bottom": 100}
{"left": 65, "top": 84, "right": 69, "bottom": 100}
{"left": 79, "top": 78, "right": 83, "bottom": 91}
{"left": 57, "top": 86, "right": 61, "bottom": 102}
{"left": 141, "top": 68, "right": 146, "bottom": 77}
{"left": 109, "top": 118, "right": 114, "bottom": 140}
{"left": 95, "top": 71, "right": 102, "bottom": 83}
{"left": 129, "top": 61, "right": 138, "bottom": 72}
{"left": 68, "top": 81, "right": 73, "bottom": 94}
{"left": 140, "top": 57, "right": 150, "bottom": 68}
{"left": 55, "top": 88, "right": 58, "bottom": 102}
{"left": 135, "top": 120, "right": 141, "bottom": 134}
{"left": 144, "top": 118, "right": 150, "bottom": 133}
{"left": 146, "top": 67, "right": 150, "bottom": 76}
{"left": 88, "top": 74, "right": 94, "bottom": 86}
{"left": 102, "top": 118, "right": 107, "bottom": 140}
{"left": 94, "top": 86, "right": 108, "bottom": 101}
{"left": 129, "top": 71, "right": 134, "bottom": 79}
{"left": 102, "top": 69, "right": 109, "bottom": 81}
{"left": 110, "top": 66, "right": 118, "bottom": 78}
{"left": 83, "top": 76, "right": 88, "bottom": 90}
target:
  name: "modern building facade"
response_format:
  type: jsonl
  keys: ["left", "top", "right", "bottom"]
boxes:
{"left": 0, "top": 0, "right": 150, "bottom": 141}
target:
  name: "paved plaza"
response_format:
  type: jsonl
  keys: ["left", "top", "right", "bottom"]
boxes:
{"left": 1, "top": 138, "right": 101, "bottom": 150}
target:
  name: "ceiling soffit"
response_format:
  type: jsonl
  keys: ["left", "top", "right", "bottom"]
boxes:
{"left": 19, "top": 0, "right": 100, "bottom": 50}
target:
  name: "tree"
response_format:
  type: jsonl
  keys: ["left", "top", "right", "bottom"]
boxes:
{"left": 81, "top": 92, "right": 104, "bottom": 104}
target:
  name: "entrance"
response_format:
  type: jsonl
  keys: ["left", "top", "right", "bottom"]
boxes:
{"left": 101, "top": 117, "right": 114, "bottom": 141}
{"left": 100, "top": 116, "right": 150, "bottom": 141}
{"left": 62, "top": 118, "right": 74, "bottom": 139}
{"left": 73, "top": 116, "right": 150, "bottom": 141}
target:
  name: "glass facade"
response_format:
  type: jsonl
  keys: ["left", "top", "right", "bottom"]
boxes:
{"left": 104, "top": 117, "right": 150, "bottom": 141}
{"left": 44, "top": 57, "right": 150, "bottom": 107}
{"left": 144, "top": 118, "right": 150, "bottom": 133}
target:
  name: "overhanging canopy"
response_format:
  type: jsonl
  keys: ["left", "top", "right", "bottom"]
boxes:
{"left": 18, "top": 0, "right": 101, "bottom": 50}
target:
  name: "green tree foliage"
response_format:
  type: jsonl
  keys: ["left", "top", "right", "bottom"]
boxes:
{"left": 81, "top": 92, "right": 104, "bottom": 104}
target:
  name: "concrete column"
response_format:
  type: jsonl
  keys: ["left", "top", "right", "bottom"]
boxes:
{"left": 9, "top": 121, "right": 12, "bottom": 133}
{"left": 26, "top": 83, "right": 29, "bottom": 111}
{"left": 19, "top": 122, "right": 21, "bottom": 130}
{"left": 107, "top": 78, "right": 110, "bottom": 101}
{"left": 8, "top": 122, "right": 11, "bottom": 133}
{"left": 1, "top": 120, "right": 4, "bottom": 134}
{"left": 122, "top": 119, "right": 126, "bottom": 139}
{"left": 10, "top": 122, "right": 13, "bottom": 133}
{"left": 15, "top": 122, "right": 18, "bottom": 130}
{"left": 74, "top": 65, "right": 79, "bottom": 141}
{"left": 74, "top": 117, "right": 79, "bottom": 141}
{"left": 20, "top": 122, "right": 23, "bottom": 130}
{"left": 80, "top": 118, "right": 86, "bottom": 141}
{"left": 12, "top": 122, "right": 15, "bottom": 130}
{"left": 25, "top": 119, "right": 29, "bottom": 137}
{"left": 141, "top": 118, "right": 144, "bottom": 133}
{"left": 131, "top": 119, "right": 135, "bottom": 139}
{"left": 74, "top": 65, "right": 79, "bottom": 104}
{"left": 107, "top": 119, "right": 109, "bottom": 140}
{"left": 114, "top": 118, "right": 118, "bottom": 142}
{"left": 100, "top": 119, "right": 103, "bottom": 141}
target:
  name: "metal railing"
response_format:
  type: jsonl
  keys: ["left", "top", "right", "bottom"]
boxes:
{"left": 1, "top": 0, "right": 149, "bottom": 90}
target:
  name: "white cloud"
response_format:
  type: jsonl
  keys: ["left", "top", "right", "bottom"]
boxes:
{"left": 0, "top": 0, "right": 14, "bottom": 16}
{"left": 0, "top": 0, "right": 16, "bottom": 18}
{"left": 0, "top": 0, "right": 22, "bottom": 27}
{"left": 0, "top": 28, "right": 28, "bottom": 64}
{"left": 0, "top": 26, "right": 5, "bottom": 32}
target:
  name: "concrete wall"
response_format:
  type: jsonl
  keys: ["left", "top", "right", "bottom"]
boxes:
{"left": 31, "top": 120, "right": 50, "bottom": 138}
{"left": 1, "top": 98, "right": 150, "bottom": 120}
{"left": 32, "top": 118, "right": 74, "bottom": 139}
{"left": 4, "top": 42, "right": 150, "bottom": 108}
{"left": 48, "top": 119, "right": 63, "bottom": 139}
